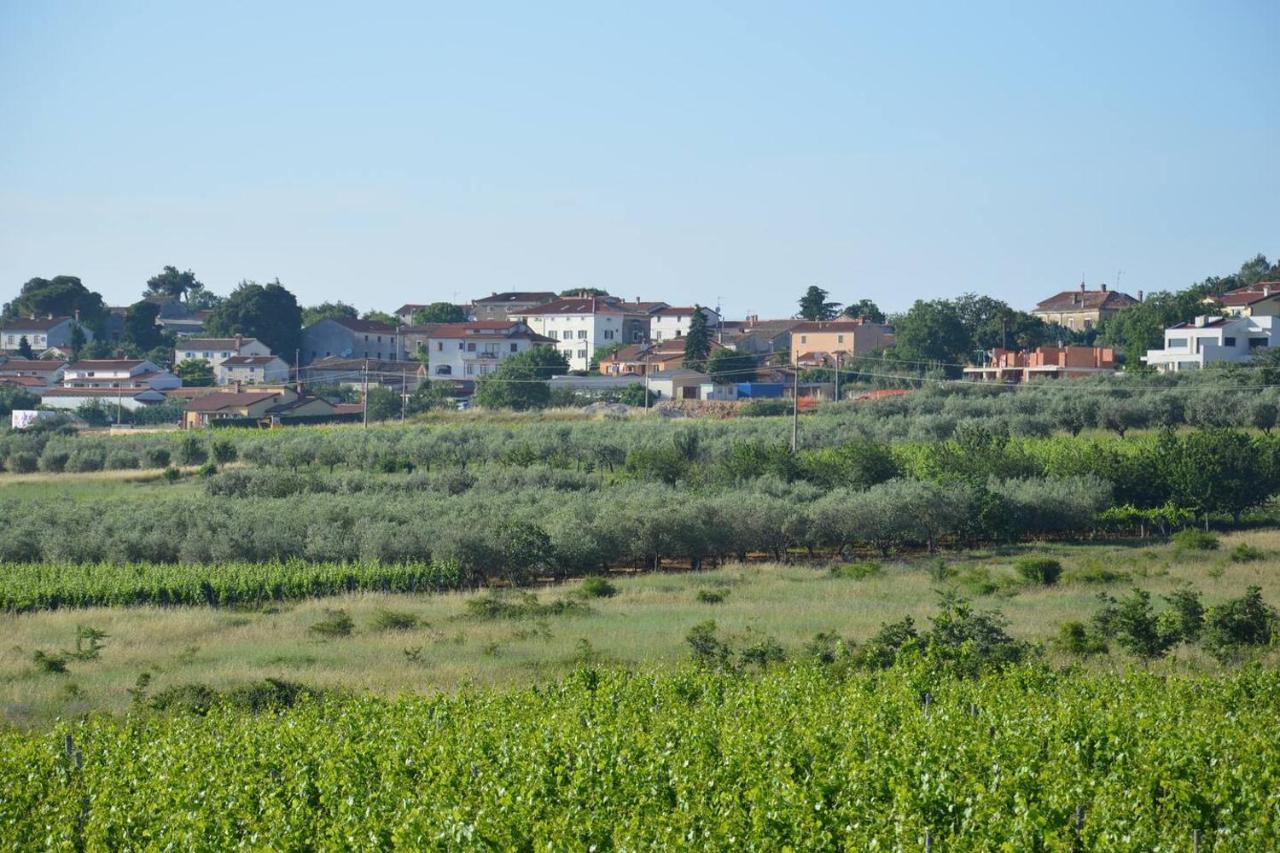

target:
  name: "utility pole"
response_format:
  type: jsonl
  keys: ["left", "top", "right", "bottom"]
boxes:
{"left": 401, "top": 368, "right": 407, "bottom": 422}
{"left": 117, "top": 385, "right": 123, "bottom": 426}
{"left": 644, "top": 370, "right": 651, "bottom": 411}
{"left": 791, "top": 367, "right": 799, "bottom": 453}
{"left": 834, "top": 353, "right": 841, "bottom": 402}
{"left": 362, "top": 359, "right": 369, "bottom": 428}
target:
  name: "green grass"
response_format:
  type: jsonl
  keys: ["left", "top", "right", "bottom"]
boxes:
{"left": 4, "top": 532, "right": 1278, "bottom": 728}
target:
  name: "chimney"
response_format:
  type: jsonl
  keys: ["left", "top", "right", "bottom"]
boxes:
{"left": 74, "top": 309, "right": 80, "bottom": 323}
{"left": 1101, "top": 283, "right": 1107, "bottom": 293}
{"left": 235, "top": 380, "right": 242, "bottom": 393}
{"left": 1080, "top": 282, "right": 1086, "bottom": 293}
{"left": 235, "top": 334, "right": 243, "bottom": 350}
{"left": 635, "top": 296, "right": 640, "bottom": 303}
{"left": 1138, "top": 290, "right": 1144, "bottom": 303}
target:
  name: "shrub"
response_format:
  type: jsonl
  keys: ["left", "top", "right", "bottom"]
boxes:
{"left": 144, "top": 447, "right": 172, "bottom": 468}
{"left": 369, "top": 609, "right": 420, "bottom": 632}
{"left": 7, "top": 451, "right": 38, "bottom": 473}
{"left": 197, "top": 461, "right": 219, "bottom": 478}
{"left": 1229, "top": 542, "right": 1264, "bottom": 563}
{"left": 1203, "top": 587, "right": 1277, "bottom": 662}
{"left": 65, "top": 449, "right": 104, "bottom": 473}
{"left": 1055, "top": 621, "right": 1107, "bottom": 656}
{"left": 1015, "top": 556, "right": 1063, "bottom": 586}
{"left": 161, "top": 466, "right": 181, "bottom": 483}
{"left": 696, "top": 588, "right": 728, "bottom": 604}
{"left": 309, "top": 609, "right": 354, "bottom": 639}
{"left": 853, "top": 617, "right": 919, "bottom": 670}
{"left": 579, "top": 576, "right": 618, "bottom": 598}
{"left": 686, "top": 620, "right": 732, "bottom": 670}
{"left": 178, "top": 435, "right": 208, "bottom": 466}
{"left": 105, "top": 451, "right": 140, "bottom": 471}
{"left": 829, "top": 560, "right": 882, "bottom": 580}
{"left": 1172, "top": 529, "right": 1219, "bottom": 554}
{"left": 1064, "top": 562, "right": 1127, "bottom": 585}
{"left": 211, "top": 439, "right": 238, "bottom": 465}
{"left": 739, "top": 634, "right": 786, "bottom": 669}
{"left": 38, "top": 448, "right": 69, "bottom": 473}
{"left": 740, "top": 399, "right": 790, "bottom": 417}
{"left": 32, "top": 650, "right": 68, "bottom": 674}
{"left": 1158, "top": 585, "right": 1204, "bottom": 644}
{"left": 1109, "top": 589, "right": 1176, "bottom": 661}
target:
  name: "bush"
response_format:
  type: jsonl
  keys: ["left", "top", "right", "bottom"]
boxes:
{"left": 740, "top": 399, "right": 790, "bottom": 417}
{"left": 161, "top": 466, "right": 181, "bottom": 483}
{"left": 7, "top": 451, "right": 38, "bottom": 473}
{"left": 65, "top": 450, "right": 105, "bottom": 473}
{"left": 1229, "top": 542, "right": 1264, "bottom": 563}
{"left": 1172, "top": 529, "right": 1219, "bottom": 554}
{"left": 579, "top": 576, "right": 618, "bottom": 598}
{"left": 696, "top": 588, "right": 728, "bottom": 604}
{"left": 38, "top": 448, "right": 69, "bottom": 473}
{"left": 309, "top": 609, "right": 354, "bottom": 638}
{"left": 211, "top": 439, "right": 238, "bottom": 465}
{"left": 829, "top": 560, "right": 882, "bottom": 580}
{"left": 686, "top": 620, "right": 732, "bottom": 670}
{"left": 1203, "top": 587, "right": 1277, "bottom": 662}
{"left": 178, "top": 435, "right": 208, "bottom": 466}
{"left": 1015, "top": 556, "right": 1062, "bottom": 586}
{"left": 369, "top": 609, "right": 420, "bottom": 631}
{"left": 1055, "top": 621, "right": 1107, "bottom": 656}
{"left": 1064, "top": 562, "right": 1127, "bottom": 585}
{"left": 144, "top": 447, "right": 172, "bottom": 469}
{"left": 105, "top": 451, "right": 140, "bottom": 471}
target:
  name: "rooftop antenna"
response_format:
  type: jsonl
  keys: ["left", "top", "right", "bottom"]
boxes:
{"left": 1116, "top": 270, "right": 1123, "bottom": 290}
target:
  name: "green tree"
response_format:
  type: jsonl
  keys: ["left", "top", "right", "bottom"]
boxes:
{"left": 122, "top": 300, "right": 166, "bottom": 353}
{"left": 411, "top": 303, "right": 469, "bottom": 324}
{"left": 69, "top": 324, "right": 87, "bottom": 361}
{"left": 206, "top": 279, "right": 303, "bottom": 358}
{"left": 365, "top": 386, "right": 401, "bottom": 421}
{"left": 842, "top": 299, "right": 885, "bottom": 323}
{"left": 362, "top": 310, "right": 399, "bottom": 325}
{"left": 510, "top": 346, "right": 570, "bottom": 379}
{"left": 682, "top": 308, "right": 712, "bottom": 371}
{"left": 0, "top": 385, "right": 39, "bottom": 416}
{"left": 559, "top": 287, "right": 609, "bottom": 297}
{"left": 302, "top": 302, "right": 358, "bottom": 327}
{"left": 405, "top": 382, "right": 453, "bottom": 414}
{"left": 145, "top": 266, "right": 202, "bottom": 303}
{"left": 798, "top": 286, "right": 841, "bottom": 321}
{"left": 185, "top": 283, "right": 222, "bottom": 310}
{"left": 474, "top": 362, "right": 549, "bottom": 411}
{"left": 16, "top": 336, "right": 34, "bottom": 359}
{"left": 174, "top": 358, "right": 215, "bottom": 387}
{"left": 3, "top": 276, "right": 108, "bottom": 337}
{"left": 706, "top": 348, "right": 756, "bottom": 384}
{"left": 589, "top": 342, "right": 626, "bottom": 372}
{"left": 890, "top": 299, "right": 970, "bottom": 370}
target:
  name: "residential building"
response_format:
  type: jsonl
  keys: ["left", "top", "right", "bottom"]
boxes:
{"left": 182, "top": 389, "right": 300, "bottom": 428}
{"left": 0, "top": 357, "right": 67, "bottom": 389}
{"left": 424, "top": 321, "right": 555, "bottom": 379}
{"left": 40, "top": 386, "right": 170, "bottom": 412}
{"left": 217, "top": 355, "right": 291, "bottom": 386}
{"left": 1141, "top": 315, "right": 1278, "bottom": 373}
{"left": 963, "top": 346, "right": 1118, "bottom": 383}
{"left": 598, "top": 338, "right": 733, "bottom": 377}
{"left": 1031, "top": 283, "right": 1138, "bottom": 332}
{"left": 516, "top": 297, "right": 652, "bottom": 371}
{"left": 1, "top": 316, "right": 90, "bottom": 352}
{"left": 1211, "top": 282, "right": 1280, "bottom": 318}
{"left": 60, "top": 359, "right": 182, "bottom": 391}
{"left": 301, "top": 318, "right": 400, "bottom": 364}
{"left": 397, "top": 324, "right": 438, "bottom": 361}
{"left": 650, "top": 306, "right": 721, "bottom": 342}
{"left": 790, "top": 319, "right": 894, "bottom": 366}
{"left": 149, "top": 299, "right": 211, "bottom": 337}
{"left": 175, "top": 336, "right": 273, "bottom": 372}
{"left": 471, "top": 292, "right": 558, "bottom": 322}
{"left": 721, "top": 318, "right": 802, "bottom": 357}
{"left": 647, "top": 368, "right": 709, "bottom": 401}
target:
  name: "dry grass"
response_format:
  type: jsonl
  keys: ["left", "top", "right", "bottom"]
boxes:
{"left": 3, "top": 529, "right": 1278, "bottom": 728}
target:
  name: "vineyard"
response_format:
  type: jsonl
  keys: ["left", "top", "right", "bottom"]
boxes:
{"left": 2, "top": 665, "right": 1278, "bottom": 849}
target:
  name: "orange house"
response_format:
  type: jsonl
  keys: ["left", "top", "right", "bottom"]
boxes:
{"left": 963, "top": 346, "right": 1117, "bottom": 383}
{"left": 790, "top": 319, "right": 894, "bottom": 366}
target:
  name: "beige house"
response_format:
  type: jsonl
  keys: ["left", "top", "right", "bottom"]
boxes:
{"left": 1212, "top": 282, "right": 1280, "bottom": 318}
{"left": 790, "top": 319, "right": 894, "bottom": 366}
{"left": 181, "top": 388, "right": 337, "bottom": 429}
{"left": 1031, "top": 284, "right": 1138, "bottom": 332}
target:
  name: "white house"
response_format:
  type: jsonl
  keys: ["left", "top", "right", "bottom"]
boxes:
{"left": 60, "top": 359, "right": 182, "bottom": 391}
{"left": 425, "top": 321, "right": 556, "bottom": 379}
{"left": 516, "top": 297, "right": 652, "bottom": 372}
{"left": 216, "top": 355, "right": 291, "bottom": 386}
{"left": 650, "top": 306, "right": 720, "bottom": 343}
{"left": 1, "top": 317, "right": 91, "bottom": 352}
{"left": 175, "top": 336, "right": 273, "bottom": 371}
{"left": 1141, "top": 315, "right": 1278, "bottom": 373}
{"left": 0, "top": 357, "right": 67, "bottom": 389}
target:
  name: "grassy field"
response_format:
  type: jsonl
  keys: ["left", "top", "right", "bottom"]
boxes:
{"left": 4, "top": 528, "right": 1277, "bottom": 728}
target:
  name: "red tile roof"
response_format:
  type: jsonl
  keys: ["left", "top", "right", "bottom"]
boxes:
{"left": 1034, "top": 288, "right": 1138, "bottom": 312}
{"left": 183, "top": 391, "right": 283, "bottom": 412}
{"left": 222, "top": 355, "right": 283, "bottom": 365}
{"left": 791, "top": 320, "right": 887, "bottom": 333}
{"left": 472, "top": 292, "right": 557, "bottom": 305}
{"left": 0, "top": 316, "right": 73, "bottom": 331}
{"left": 66, "top": 359, "right": 149, "bottom": 371}
{"left": 1215, "top": 283, "right": 1280, "bottom": 307}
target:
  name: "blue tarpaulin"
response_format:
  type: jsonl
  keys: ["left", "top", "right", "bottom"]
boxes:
{"left": 735, "top": 382, "right": 785, "bottom": 398}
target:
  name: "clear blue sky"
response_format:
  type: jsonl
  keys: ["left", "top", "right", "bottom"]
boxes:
{"left": 1, "top": 1, "right": 1276, "bottom": 319}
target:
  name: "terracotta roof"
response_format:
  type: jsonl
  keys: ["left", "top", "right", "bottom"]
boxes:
{"left": 520, "top": 297, "right": 627, "bottom": 316}
{"left": 1, "top": 316, "right": 74, "bottom": 332}
{"left": 176, "top": 337, "right": 261, "bottom": 350}
{"left": 472, "top": 291, "right": 557, "bottom": 305}
{"left": 41, "top": 387, "right": 165, "bottom": 399}
{"left": 653, "top": 306, "right": 706, "bottom": 317}
{"left": 163, "top": 387, "right": 243, "bottom": 400}
{"left": 183, "top": 391, "right": 283, "bottom": 412}
{"left": 791, "top": 320, "right": 888, "bottom": 333}
{"left": 429, "top": 321, "right": 523, "bottom": 336}
{"left": 0, "top": 358, "right": 65, "bottom": 371}
{"left": 1215, "top": 283, "right": 1280, "bottom": 307}
{"left": 1034, "top": 288, "right": 1138, "bottom": 312}
{"left": 629, "top": 301, "right": 670, "bottom": 314}
{"left": 222, "top": 355, "right": 283, "bottom": 366}
{"left": 332, "top": 403, "right": 364, "bottom": 415}
{"left": 0, "top": 376, "right": 47, "bottom": 387}
{"left": 267, "top": 396, "right": 334, "bottom": 415}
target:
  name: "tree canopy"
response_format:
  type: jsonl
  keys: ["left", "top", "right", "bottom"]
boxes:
{"left": 206, "top": 280, "right": 303, "bottom": 359}
{"left": 706, "top": 349, "right": 757, "bottom": 384}
{"left": 174, "top": 358, "right": 215, "bottom": 387}
{"left": 361, "top": 310, "right": 399, "bottom": 325}
{"left": 798, "top": 286, "right": 841, "bottom": 321}
{"left": 3, "top": 276, "right": 108, "bottom": 335}
{"left": 302, "top": 302, "right": 358, "bottom": 328}
{"left": 842, "top": 299, "right": 885, "bottom": 323}
{"left": 145, "top": 266, "right": 203, "bottom": 303}
{"left": 560, "top": 288, "right": 609, "bottom": 297}
{"left": 123, "top": 300, "right": 167, "bottom": 354}
{"left": 411, "top": 303, "right": 469, "bottom": 324}
{"left": 16, "top": 336, "right": 34, "bottom": 359}
{"left": 682, "top": 309, "right": 713, "bottom": 371}
{"left": 889, "top": 299, "right": 971, "bottom": 369}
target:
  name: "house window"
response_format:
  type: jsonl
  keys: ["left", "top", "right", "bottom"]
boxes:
{"left": 577, "top": 330, "right": 587, "bottom": 339}
{"left": 377, "top": 336, "right": 383, "bottom": 343}
{"left": 465, "top": 363, "right": 474, "bottom": 375}
{"left": 467, "top": 342, "right": 476, "bottom": 352}
{"left": 604, "top": 330, "right": 614, "bottom": 340}
{"left": 837, "top": 335, "right": 844, "bottom": 343}
{"left": 1249, "top": 337, "right": 1268, "bottom": 349}
{"left": 510, "top": 343, "right": 518, "bottom": 352}
{"left": 364, "top": 335, "right": 369, "bottom": 341}
{"left": 800, "top": 336, "right": 807, "bottom": 344}
{"left": 1223, "top": 337, "right": 1237, "bottom": 347}
{"left": 203, "top": 352, "right": 211, "bottom": 358}
{"left": 436, "top": 342, "right": 443, "bottom": 352}
{"left": 1166, "top": 337, "right": 1187, "bottom": 349}
{"left": 577, "top": 349, "right": 587, "bottom": 360}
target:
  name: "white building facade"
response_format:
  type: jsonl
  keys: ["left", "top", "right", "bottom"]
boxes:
{"left": 1142, "top": 315, "right": 1277, "bottom": 372}
{"left": 217, "top": 355, "right": 291, "bottom": 385}
{"left": 517, "top": 298, "right": 650, "bottom": 371}
{"left": 175, "top": 337, "right": 273, "bottom": 371}
{"left": 650, "top": 306, "right": 720, "bottom": 343}
{"left": 425, "top": 321, "right": 556, "bottom": 379}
